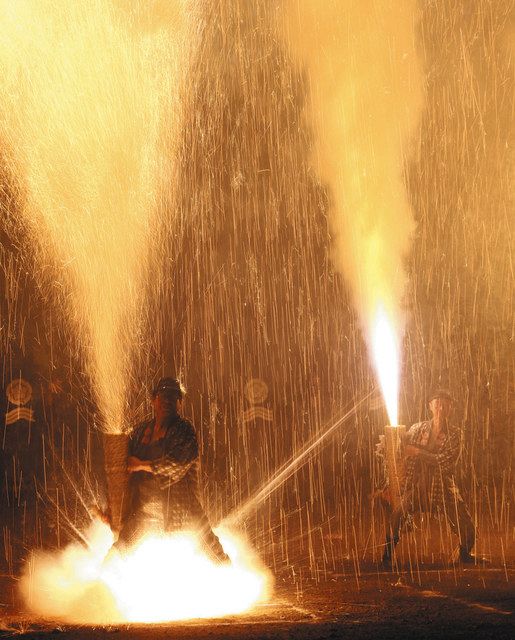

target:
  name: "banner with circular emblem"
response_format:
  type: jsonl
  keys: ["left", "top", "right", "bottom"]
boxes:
{"left": 242, "top": 378, "right": 273, "bottom": 424}
{"left": 5, "top": 378, "right": 35, "bottom": 425}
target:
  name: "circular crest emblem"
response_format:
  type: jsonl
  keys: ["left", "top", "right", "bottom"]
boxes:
{"left": 6, "top": 378, "right": 32, "bottom": 406}
{"left": 244, "top": 378, "right": 268, "bottom": 405}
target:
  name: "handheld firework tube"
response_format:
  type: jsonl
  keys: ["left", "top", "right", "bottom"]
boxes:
{"left": 103, "top": 433, "right": 129, "bottom": 532}
{"left": 384, "top": 425, "right": 406, "bottom": 510}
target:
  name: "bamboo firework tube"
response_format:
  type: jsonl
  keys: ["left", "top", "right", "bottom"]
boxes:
{"left": 103, "top": 432, "right": 129, "bottom": 532}
{"left": 384, "top": 425, "right": 406, "bottom": 510}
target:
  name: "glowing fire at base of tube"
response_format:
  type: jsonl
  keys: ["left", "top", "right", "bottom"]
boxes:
{"left": 20, "top": 520, "right": 271, "bottom": 624}
{"left": 371, "top": 305, "right": 406, "bottom": 508}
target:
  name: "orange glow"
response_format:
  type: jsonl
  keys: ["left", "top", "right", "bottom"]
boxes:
{"left": 371, "top": 305, "right": 400, "bottom": 426}
{"left": 21, "top": 520, "right": 271, "bottom": 624}
{"left": 279, "top": 1, "right": 421, "bottom": 430}
{"left": 0, "top": 1, "right": 192, "bottom": 434}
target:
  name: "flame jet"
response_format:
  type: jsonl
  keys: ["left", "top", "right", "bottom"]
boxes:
{"left": 278, "top": 0, "right": 424, "bottom": 416}
{"left": 0, "top": 0, "right": 192, "bottom": 433}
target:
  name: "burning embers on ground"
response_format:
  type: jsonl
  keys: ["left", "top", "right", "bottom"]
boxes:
{"left": 20, "top": 520, "right": 271, "bottom": 624}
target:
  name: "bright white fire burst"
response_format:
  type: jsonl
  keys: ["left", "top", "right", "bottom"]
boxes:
{"left": 371, "top": 305, "right": 400, "bottom": 426}
{"left": 20, "top": 520, "right": 271, "bottom": 624}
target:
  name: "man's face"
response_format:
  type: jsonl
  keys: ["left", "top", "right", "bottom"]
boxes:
{"left": 154, "top": 391, "right": 181, "bottom": 418}
{"left": 429, "top": 396, "right": 453, "bottom": 421}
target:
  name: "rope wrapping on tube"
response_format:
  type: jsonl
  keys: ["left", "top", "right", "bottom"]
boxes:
{"left": 103, "top": 433, "right": 129, "bottom": 532}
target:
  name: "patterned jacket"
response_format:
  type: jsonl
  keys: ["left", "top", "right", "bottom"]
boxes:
{"left": 401, "top": 420, "right": 463, "bottom": 510}
{"left": 129, "top": 415, "right": 200, "bottom": 491}
{"left": 128, "top": 415, "right": 206, "bottom": 533}
{"left": 123, "top": 415, "right": 222, "bottom": 549}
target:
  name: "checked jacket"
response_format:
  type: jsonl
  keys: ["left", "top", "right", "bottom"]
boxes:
{"left": 401, "top": 420, "right": 465, "bottom": 512}
{"left": 118, "top": 414, "right": 227, "bottom": 561}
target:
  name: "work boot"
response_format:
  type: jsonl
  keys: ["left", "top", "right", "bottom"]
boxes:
{"left": 458, "top": 548, "right": 475, "bottom": 564}
{"left": 458, "top": 548, "right": 489, "bottom": 565}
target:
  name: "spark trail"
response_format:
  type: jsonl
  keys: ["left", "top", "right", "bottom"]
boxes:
{"left": 0, "top": 0, "right": 192, "bottom": 432}
{"left": 223, "top": 390, "right": 374, "bottom": 526}
{"left": 278, "top": 0, "right": 424, "bottom": 416}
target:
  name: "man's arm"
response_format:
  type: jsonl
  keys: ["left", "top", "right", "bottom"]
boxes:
{"left": 126, "top": 422, "right": 153, "bottom": 473}
{"left": 127, "top": 456, "right": 153, "bottom": 473}
{"left": 150, "top": 420, "right": 199, "bottom": 485}
{"left": 405, "top": 429, "right": 461, "bottom": 472}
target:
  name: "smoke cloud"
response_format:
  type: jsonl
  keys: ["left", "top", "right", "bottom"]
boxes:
{"left": 20, "top": 520, "right": 270, "bottom": 623}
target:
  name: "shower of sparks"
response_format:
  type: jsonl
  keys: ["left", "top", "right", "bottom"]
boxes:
{"left": 20, "top": 520, "right": 270, "bottom": 623}
{"left": 278, "top": 0, "right": 423, "bottom": 422}
{"left": 223, "top": 390, "right": 374, "bottom": 527}
{"left": 0, "top": 0, "right": 512, "bottom": 611}
{"left": 0, "top": 0, "right": 192, "bottom": 433}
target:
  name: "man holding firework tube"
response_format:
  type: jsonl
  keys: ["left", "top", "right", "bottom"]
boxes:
{"left": 116, "top": 377, "right": 229, "bottom": 563}
{"left": 379, "top": 389, "right": 476, "bottom": 566}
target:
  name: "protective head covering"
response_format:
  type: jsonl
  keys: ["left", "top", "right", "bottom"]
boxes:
{"left": 152, "top": 377, "right": 186, "bottom": 399}
{"left": 428, "top": 388, "right": 454, "bottom": 403}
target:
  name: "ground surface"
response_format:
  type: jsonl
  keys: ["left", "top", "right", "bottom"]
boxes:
{"left": 1, "top": 560, "right": 513, "bottom": 640}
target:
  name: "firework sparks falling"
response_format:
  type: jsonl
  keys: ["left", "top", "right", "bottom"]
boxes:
{"left": 0, "top": 0, "right": 192, "bottom": 433}
{"left": 278, "top": 0, "right": 424, "bottom": 420}
{"left": 0, "top": 0, "right": 512, "bottom": 611}
{"left": 223, "top": 390, "right": 374, "bottom": 526}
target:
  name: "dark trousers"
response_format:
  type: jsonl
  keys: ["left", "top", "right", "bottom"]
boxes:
{"left": 383, "top": 489, "right": 475, "bottom": 561}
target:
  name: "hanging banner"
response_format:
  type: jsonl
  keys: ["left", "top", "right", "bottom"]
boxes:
{"left": 5, "top": 377, "right": 35, "bottom": 424}
{"left": 241, "top": 378, "right": 273, "bottom": 424}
